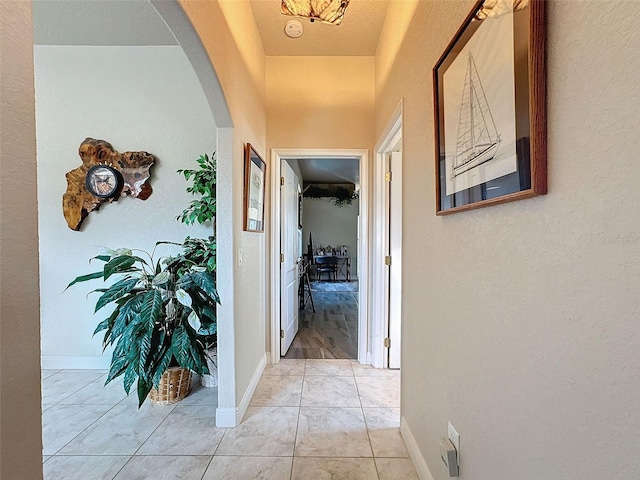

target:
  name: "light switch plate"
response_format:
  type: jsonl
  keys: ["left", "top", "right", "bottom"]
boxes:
{"left": 448, "top": 421, "right": 460, "bottom": 466}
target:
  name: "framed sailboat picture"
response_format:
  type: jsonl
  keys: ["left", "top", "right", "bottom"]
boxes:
{"left": 433, "top": 0, "right": 546, "bottom": 214}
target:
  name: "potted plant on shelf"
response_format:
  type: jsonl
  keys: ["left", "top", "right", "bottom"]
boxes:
{"left": 176, "top": 152, "right": 218, "bottom": 387}
{"left": 67, "top": 240, "right": 219, "bottom": 407}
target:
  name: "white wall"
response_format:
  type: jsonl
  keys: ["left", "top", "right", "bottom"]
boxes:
{"left": 35, "top": 46, "right": 216, "bottom": 368}
{"left": 302, "top": 197, "right": 359, "bottom": 278}
{"left": 375, "top": 1, "right": 640, "bottom": 478}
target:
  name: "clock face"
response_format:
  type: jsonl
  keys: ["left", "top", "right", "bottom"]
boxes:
{"left": 85, "top": 165, "right": 121, "bottom": 198}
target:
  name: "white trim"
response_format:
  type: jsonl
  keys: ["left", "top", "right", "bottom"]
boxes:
{"left": 401, "top": 416, "right": 436, "bottom": 480}
{"left": 270, "top": 149, "right": 370, "bottom": 365}
{"left": 372, "top": 99, "right": 404, "bottom": 368}
{"left": 41, "top": 356, "right": 111, "bottom": 370}
{"left": 216, "top": 353, "right": 266, "bottom": 427}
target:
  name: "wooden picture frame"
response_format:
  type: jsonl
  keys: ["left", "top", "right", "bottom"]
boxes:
{"left": 243, "top": 143, "right": 266, "bottom": 232}
{"left": 434, "top": 0, "right": 546, "bottom": 215}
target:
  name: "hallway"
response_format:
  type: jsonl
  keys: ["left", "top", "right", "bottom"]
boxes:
{"left": 42, "top": 359, "right": 415, "bottom": 479}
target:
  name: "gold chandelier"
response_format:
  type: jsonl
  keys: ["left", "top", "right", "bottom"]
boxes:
{"left": 281, "top": 0, "right": 350, "bottom": 26}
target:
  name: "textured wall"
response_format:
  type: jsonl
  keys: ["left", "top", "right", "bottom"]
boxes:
{"left": 266, "top": 56, "right": 375, "bottom": 150}
{"left": 0, "top": 1, "right": 44, "bottom": 478}
{"left": 35, "top": 46, "right": 216, "bottom": 367}
{"left": 180, "top": 0, "right": 268, "bottom": 406}
{"left": 376, "top": 1, "right": 640, "bottom": 478}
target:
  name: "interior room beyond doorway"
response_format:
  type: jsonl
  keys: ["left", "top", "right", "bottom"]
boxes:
{"left": 283, "top": 156, "right": 361, "bottom": 360}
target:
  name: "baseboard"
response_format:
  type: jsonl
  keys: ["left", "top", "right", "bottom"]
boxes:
{"left": 236, "top": 353, "right": 266, "bottom": 424}
{"left": 401, "top": 416, "right": 436, "bottom": 480}
{"left": 216, "top": 353, "right": 267, "bottom": 428}
{"left": 215, "top": 407, "right": 238, "bottom": 428}
{"left": 41, "top": 356, "right": 111, "bottom": 370}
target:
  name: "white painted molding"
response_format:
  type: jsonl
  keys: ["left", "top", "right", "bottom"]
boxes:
{"left": 270, "top": 149, "right": 370, "bottom": 365}
{"left": 372, "top": 99, "right": 404, "bottom": 369}
{"left": 236, "top": 353, "right": 267, "bottom": 425}
{"left": 216, "top": 353, "right": 267, "bottom": 427}
{"left": 401, "top": 416, "right": 435, "bottom": 480}
{"left": 236, "top": 353, "right": 267, "bottom": 424}
{"left": 215, "top": 407, "right": 238, "bottom": 428}
{"left": 41, "top": 356, "right": 111, "bottom": 370}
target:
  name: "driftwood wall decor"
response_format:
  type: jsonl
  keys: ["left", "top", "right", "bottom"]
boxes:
{"left": 63, "top": 138, "right": 156, "bottom": 231}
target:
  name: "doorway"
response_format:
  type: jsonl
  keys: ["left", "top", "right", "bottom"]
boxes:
{"left": 284, "top": 157, "right": 361, "bottom": 359}
{"left": 270, "top": 149, "right": 369, "bottom": 364}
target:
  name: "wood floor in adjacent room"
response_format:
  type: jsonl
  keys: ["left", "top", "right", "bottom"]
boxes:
{"left": 284, "top": 281, "right": 359, "bottom": 360}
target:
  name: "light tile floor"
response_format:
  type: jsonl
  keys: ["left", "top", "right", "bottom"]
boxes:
{"left": 42, "top": 359, "right": 415, "bottom": 479}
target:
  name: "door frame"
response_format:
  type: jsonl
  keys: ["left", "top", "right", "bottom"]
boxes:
{"left": 270, "top": 149, "right": 370, "bottom": 364}
{"left": 372, "top": 100, "right": 404, "bottom": 368}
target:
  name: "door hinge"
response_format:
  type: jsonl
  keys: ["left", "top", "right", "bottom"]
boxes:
{"left": 385, "top": 171, "right": 392, "bottom": 182}
{"left": 280, "top": 253, "right": 285, "bottom": 263}
{"left": 280, "top": 329, "right": 285, "bottom": 339}
{"left": 384, "top": 338, "right": 391, "bottom": 348}
{"left": 280, "top": 176, "right": 285, "bottom": 186}
{"left": 385, "top": 255, "right": 392, "bottom": 266}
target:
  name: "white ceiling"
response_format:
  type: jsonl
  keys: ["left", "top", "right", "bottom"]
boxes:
{"left": 32, "top": 0, "right": 177, "bottom": 46}
{"left": 249, "top": 0, "right": 390, "bottom": 56}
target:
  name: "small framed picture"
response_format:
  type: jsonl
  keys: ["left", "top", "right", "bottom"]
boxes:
{"left": 243, "top": 143, "right": 267, "bottom": 232}
{"left": 433, "top": 0, "right": 547, "bottom": 214}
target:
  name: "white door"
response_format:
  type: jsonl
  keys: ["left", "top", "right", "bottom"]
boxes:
{"left": 387, "top": 151, "right": 402, "bottom": 368}
{"left": 280, "top": 161, "right": 299, "bottom": 355}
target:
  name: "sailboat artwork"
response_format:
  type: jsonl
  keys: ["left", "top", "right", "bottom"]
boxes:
{"left": 452, "top": 52, "right": 501, "bottom": 177}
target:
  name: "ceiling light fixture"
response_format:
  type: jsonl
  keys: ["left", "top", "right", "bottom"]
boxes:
{"left": 281, "top": 0, "right": 350, "bottom": 26}
{"left": 475, "top": 0, "right": 529, "bottom": 20}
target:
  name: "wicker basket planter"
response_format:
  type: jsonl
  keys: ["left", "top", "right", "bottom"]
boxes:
{"left": 201, "top": 348, "right": 218, "bottom": 388}
{"left": 149, "top": 367, "right": 192, "bottom": 405}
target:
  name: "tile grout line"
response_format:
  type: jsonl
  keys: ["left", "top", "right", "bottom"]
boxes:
{"left": 289, "top": 359, "right": 307, "bottom": 479}
{"left": 129, "top": 403, "right": 178, "bottom": 457}
{"left": 46, "top": 400, "right": 121, "bottom": 457}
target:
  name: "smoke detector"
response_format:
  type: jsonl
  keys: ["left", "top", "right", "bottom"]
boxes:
{"left": 284, "top": 20, "right": 304, "bottom": 38}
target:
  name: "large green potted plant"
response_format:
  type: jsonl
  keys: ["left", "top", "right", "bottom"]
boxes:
{"left": 67, "top": 240, "right": 219, "bottom": 406}
{"left": 176, "top": 152, "right": 219, "bottom": 386}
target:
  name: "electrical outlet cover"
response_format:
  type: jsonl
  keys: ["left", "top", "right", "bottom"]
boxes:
{"left": 448, "top": 422, "right": 460, "bottom": 466}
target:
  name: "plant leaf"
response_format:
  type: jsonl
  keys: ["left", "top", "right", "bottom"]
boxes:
{"left": 137, "top": 377, "right": 152, "bottom": 408}
{"left": 65, "top": 271, "right": 103, "bottom": 291}
{"left": 104, "top": 255, "right": 136, "bottom": 280}
{"left": 170, "top": 324, "right": 191, "bottom": 368}
{"left": 140, "top": 290, "right": 163, "bottom": 327}
{"left": 95, "top": 278, "right": 139, "bottom": 312}
{"left": 188, "top": 310, "right": 201, "bottom": 332}
{"left": 152, "top": 271, "right": 170, "bottom": 286}
{"left": 190, "top": 272, "right": 220, "bottom": 304}
{"left": 151, "top": 345, "right": 173, "bottom": 388}
{"left": 123, "top": 363, "right": 138, "bottom": 395}
{"left": 175, "top": 288, "right": 192, "bottom": 307}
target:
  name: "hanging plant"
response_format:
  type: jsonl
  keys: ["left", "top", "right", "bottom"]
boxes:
{"left": 303, "top": 183, "right": 358, "bottom": 207}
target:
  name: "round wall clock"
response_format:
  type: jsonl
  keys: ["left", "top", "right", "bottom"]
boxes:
{"left": 85, "top": 165, "right": 122, "bottom": 198}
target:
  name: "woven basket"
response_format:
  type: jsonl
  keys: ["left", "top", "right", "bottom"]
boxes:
{"left": 201, "top": 348, "right": 218, "bottom": 388}
{"left": 149, "top": 367, "right": 192, "bottom": 405}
